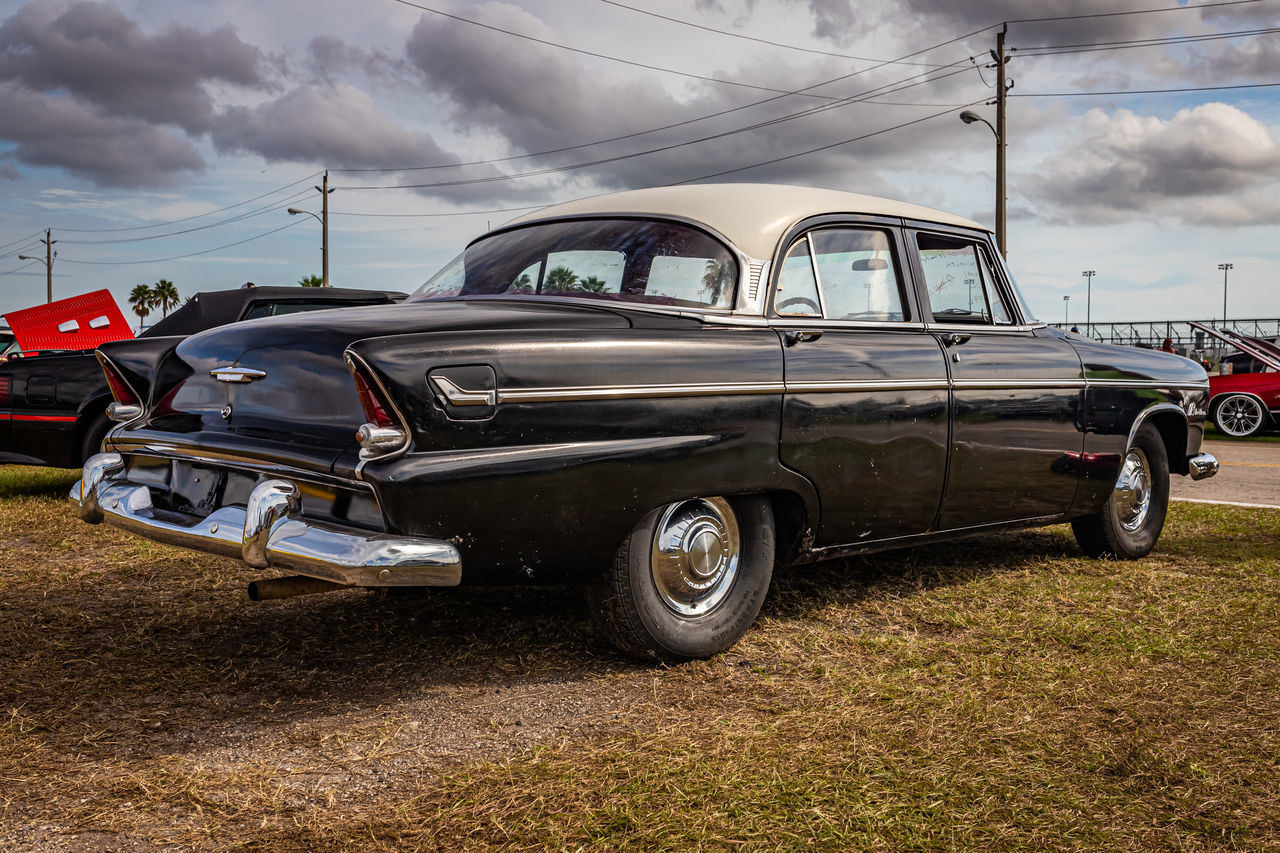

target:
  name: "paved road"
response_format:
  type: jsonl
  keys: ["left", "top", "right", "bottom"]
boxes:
{"left": 1171, "top": 439, "right": 1280, "bottom": 508}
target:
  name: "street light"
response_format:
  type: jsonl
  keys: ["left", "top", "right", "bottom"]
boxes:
{"left": 288, "top": 207, "right": 326, "bottom": 287}
{"left": 1217, "top": 262, "right": 1233, "bottom": 329}
{"left": 17, "top": 228, "right": 55, "bottom": 303}
{"left": 1063, "top": 294, "right": 1070, "bottom": 327}
{"left": 1081, "top": 270, "right": 1095, "bottom": 335}
{"left": 959, "top": 109, "right": 1005, "bottom": 259}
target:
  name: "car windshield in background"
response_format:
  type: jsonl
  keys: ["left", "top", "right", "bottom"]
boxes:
{"left": 410, "top": 219, "right": 738, "bottom": 310}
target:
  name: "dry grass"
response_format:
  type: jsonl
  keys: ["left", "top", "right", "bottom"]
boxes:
{"left": 1, "top": 464, "right": 1278, "bottom": 851}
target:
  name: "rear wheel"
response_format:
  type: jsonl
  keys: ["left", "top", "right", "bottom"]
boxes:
{"left": 1072, "top": 423, "right": 1169, "bottom": 559}
{"left": 587, "top": 495, "right": 775, "bottom": 661}
{"left": 79, "top": 412, "right": 112, "bottom": 466}
{"left": 1213, "top": 394, "right": 1268, "bottom": 437}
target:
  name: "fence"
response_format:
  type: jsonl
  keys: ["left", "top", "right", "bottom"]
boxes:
{"left": 1049, "top": 318, "right": 1280, "bottom": 351}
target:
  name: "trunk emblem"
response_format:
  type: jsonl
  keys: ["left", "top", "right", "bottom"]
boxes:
{"left": 211, "top": 366, "right": 267, "bottom": 383}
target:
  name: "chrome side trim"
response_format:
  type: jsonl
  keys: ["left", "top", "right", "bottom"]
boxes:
{"left": 77, "top": 472, "right": 461, "bottom": 587}
{"left": 210, "top": 366, "right": 267, "bottom": 383}
{"left": 1090, "top": 378, "right": 1209, "bottom": 391}
{"left": 500, "top": 382, "right": 787, "bottom": 404}
{"left": 786, "top": 379, "right": 949, "bottom": 393}
{"left": 430, "top": 375, "right": 496, "bottom": 407}
{"left": 953, "top": 378, "right": 1087, "bottom": 390}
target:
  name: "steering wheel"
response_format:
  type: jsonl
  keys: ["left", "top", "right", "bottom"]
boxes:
{"left": 777, "top": 296, "right": 821, "bottom": 315}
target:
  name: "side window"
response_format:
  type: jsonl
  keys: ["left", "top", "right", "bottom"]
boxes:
{"left": 809, "top": 228, "right": 905, "bottom": 321}
{"left": 916, "top": 233, "right": 1013, "bottom": 324}
{"left": 509, "top": 261, "right": 541, "bottom": 294}
{"left": 774, "top": 238, "right": 822, "bottom": 317}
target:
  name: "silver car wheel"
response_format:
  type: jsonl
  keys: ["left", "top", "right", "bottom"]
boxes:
{"left": 1113, "top": 447, "right": 1153, "bottom": 533}
{"left": 650, "top": 497, "right": 741, "bottom": 617}
{"left": 1216, "top": 394, "right": 1265, "bottom": 437}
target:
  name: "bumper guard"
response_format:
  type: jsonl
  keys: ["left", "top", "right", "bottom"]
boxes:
{"left": 70, "top": 453, "right": 461, "bottom": 587}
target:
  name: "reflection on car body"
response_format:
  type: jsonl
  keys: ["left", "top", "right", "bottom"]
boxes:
{"left": 72, "top": 184, "right": 1219, "bottom": 660}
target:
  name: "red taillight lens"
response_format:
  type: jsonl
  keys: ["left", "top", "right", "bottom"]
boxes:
{"left": 350, "top": 362, "right": 398, "bottom": 428}
{"left": 100, "top": 359, "right": 139, "bottom": 406}
{"left": 0, "top": 375, "right": 9, "bottom": 403}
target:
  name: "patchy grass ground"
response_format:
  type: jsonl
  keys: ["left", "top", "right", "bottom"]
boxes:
{"left": 1, "top": 464, "right": 1278, "bottom": 851}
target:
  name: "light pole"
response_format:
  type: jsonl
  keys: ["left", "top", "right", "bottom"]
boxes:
{"left": 288, "top": 170, "right": 334, "bottom": 287}
{"left": 1217, "top": 262, "right": 1233, "bottom": 329}
{"left": 1081, "top": 270, "right": 1095, "bottom": 335}
{"left": 960, "top": 109, "right": 1005, "bottom": 259}
{"left": 288, "top": 207, "right": 326, "bottom": 287}
{"left": 17, "top": 228, "right": 56, "bottom": 303}
{"left": 1063, "top": 294, "right": 1070, "bottom": 327}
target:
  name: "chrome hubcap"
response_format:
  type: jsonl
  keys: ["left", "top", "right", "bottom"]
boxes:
{"left": 1219, "top": 396, "right": 1263, "bottom": 436}
{"left": 1113, "top": 447, "right": 1152, "bottom": 532}
{"left": 650, "top": 497, "right": 740, "bottom": 617}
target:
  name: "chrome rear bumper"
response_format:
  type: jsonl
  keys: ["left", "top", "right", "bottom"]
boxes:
{"left": 71, "top": 453, "right": 461, "bottom": 587}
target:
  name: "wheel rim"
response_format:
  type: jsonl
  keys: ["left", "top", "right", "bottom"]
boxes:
{"left": 1113, "top": 447, "right": 1153, "bottom": 532}
{"left": 1218, "top": 395, "right": 1264, "bottom": 437}
{"left": 650, "top": 497, "right": 741, "bottom": 617}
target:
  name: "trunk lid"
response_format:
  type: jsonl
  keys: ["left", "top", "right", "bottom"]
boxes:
{"left": 132, "top": 299, "right": 631, "bottom": 476}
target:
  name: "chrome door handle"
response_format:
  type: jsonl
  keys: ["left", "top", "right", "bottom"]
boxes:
{"left": 785, "top": 330, "right": 824, "bottom": 346}
{"left": 942, "top": 333, "right": 971, "bottom": 347}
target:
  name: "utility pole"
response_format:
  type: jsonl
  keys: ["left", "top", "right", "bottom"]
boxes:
{"left": 1081, "top": 270, "right": 1095, "bottom": 334}
{"left": 993, "top": 24, "right": 1011, "bottom": 260}
{"left": 318, "top": 171, "right": 333, "bottom": 287}
{"left": 17, "top": 229, "right": 56, "bottom": 303}
{"left": 1218, "top": 262, "right": 1233, "bottom": 329}
{"left": 1063, "top": 294, "right": 1070, "bottom": 327}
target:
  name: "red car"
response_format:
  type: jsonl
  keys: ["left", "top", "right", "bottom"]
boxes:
{"left": 1193, "top": 323, "right": 1280, "bottom": 437}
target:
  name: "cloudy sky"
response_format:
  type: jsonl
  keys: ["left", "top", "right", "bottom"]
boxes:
{"left": 0, "top": 0, "right": 1277, "bottom": 328}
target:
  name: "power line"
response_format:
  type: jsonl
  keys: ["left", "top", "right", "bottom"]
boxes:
{"left": 51, "top": 172, "right": 323, "bottom": 234}
{"left": 390, "top": 0, "right": 855, "bottom": 101}
{"left": 339, "top": 63, "right": 979, "bottom": 191}
{"left": 1015, "top": 26, "right": 1280, "bottom": 57}
{"left": 595, "top": 0, "right": 945, "bottom": 68}
{"left": 331, "top": 204, "right": 548, "bottom": 218}
{"left": 675, "top": 102, "right": 979, "bottom": 184}
{"left": 1011, "top": 80, "right": 1280, "bottom": 96}
{"left": 0, "top": 260, "right": 40, "bottom": 278}
{"left": 0, "top": 230, "right": 45, "bottom": 253}
{"left": 59, "top": 219, "right": 307, "bottom": 266}
{"left": 1007, "top": 0, "right": 1264, "bottom": 24}
{"left": 59, "top": 191, "right": 312, "bottom": 245}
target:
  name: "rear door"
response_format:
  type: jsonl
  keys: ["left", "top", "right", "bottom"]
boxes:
{"left": 775, "top": 219, "right": 950, "bottom": 546}
{"left": 907, "top": 225, "right": 1085, "bottom": 530}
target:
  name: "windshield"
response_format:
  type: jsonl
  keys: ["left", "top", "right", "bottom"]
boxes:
{"left": 410, "top": 218, "right": 738, "bottom": 310}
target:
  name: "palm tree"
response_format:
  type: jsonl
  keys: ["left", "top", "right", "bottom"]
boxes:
{"left": 152, "top": 279, "right": 180, "bottom": 316}
{"left": 129, "top": 284, "right": 153, "bottom": 330}
{"left": 298, "top": 274, "right": 323, "bottom": 287}
{"left": 544, "top": 266, "right": 578, "bottom": 291}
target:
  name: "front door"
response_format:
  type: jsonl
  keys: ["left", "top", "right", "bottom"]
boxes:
{"left": 908, "top": 229, "right": 1085, "bottom": 530}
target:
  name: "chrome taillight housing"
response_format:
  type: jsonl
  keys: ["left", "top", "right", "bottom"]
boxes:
{"left": 345, "top": 353, "right": 408, "bottom": 460}
{"left": 99, "top": 355, "right": 143, "bottom": 422}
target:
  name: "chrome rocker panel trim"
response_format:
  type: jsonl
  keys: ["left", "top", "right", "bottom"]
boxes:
{"left": 71, "top": 453, "right": 460, "bottom": 588}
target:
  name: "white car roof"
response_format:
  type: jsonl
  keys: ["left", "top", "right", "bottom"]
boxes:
{"left": 505, "top": 183, "right": 988, "bottom": 259}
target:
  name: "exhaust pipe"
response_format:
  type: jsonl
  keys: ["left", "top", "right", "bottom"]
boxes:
{"left": 248, "top": 575, "right": 348, "bottom": 602}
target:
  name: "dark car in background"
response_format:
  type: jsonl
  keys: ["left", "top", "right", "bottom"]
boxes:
{"left": 1, "top": 287, "right": 404, "bottom": 468}
{"left": 73, "top": 184, "right": 1218, "bottom": 660}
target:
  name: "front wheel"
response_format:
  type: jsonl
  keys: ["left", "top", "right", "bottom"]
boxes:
{"left": 586, "top": 495, "right": 775, "bottom": 661}
{"left": 1072, "top": 423, "right": 1170, "bottom": 559}
{"left": 1213, "top": 394, "right": 1268, "bottom": 437}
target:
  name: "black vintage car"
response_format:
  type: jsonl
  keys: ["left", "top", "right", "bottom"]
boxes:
{"left": 72, "top": 185, "right": 1218, "bottom": 660}
{"left": 0, "top": 287, "right": 404, "bottom": 469}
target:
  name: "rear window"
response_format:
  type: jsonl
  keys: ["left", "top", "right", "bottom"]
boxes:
{"left": 410, "top": 219, "right": 738, "bottom": 310}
